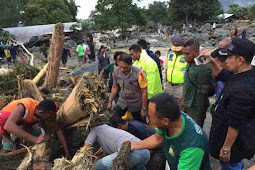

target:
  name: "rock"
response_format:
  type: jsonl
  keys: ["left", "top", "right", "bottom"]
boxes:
{"left": 203, "top": 42, "right": 213, "bottom": 48}
{"left": 99, "top": 36, "right": 109, "bottom": 42}
{"left": 195, "top": 33, "right": 209, "bottom": 43}
{"left": 67, "top": 40, "right": 75, "bottom": 47}
{"left": 201, "top": 23, "right": 211, "bottom": 33}
{"left": 29, "top": 46, "right": 41, "bottom": 52}
{"left": 209, "top": 33, "right": 221, "bottom": 39}
{"left": 72, "top": 58, "right": 114, "bottom": 77}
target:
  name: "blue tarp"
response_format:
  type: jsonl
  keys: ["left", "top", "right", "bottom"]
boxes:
{"left": 0, "top": 45, "right": 9, "bottom": 49}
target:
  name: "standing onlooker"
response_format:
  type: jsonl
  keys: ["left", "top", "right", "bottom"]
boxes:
{"left": 164, "top": 35, "right": 187, "bottom": 104}
{"left": 64, "top": 41, "right": 72, "bottom": 58}
{"left": 9, "top": 45, "right": 17, "bottom": 64}
{"left": 212, "top": 22, "right": 216, "bottom": 33}
{"left": 233, "top": 27, "right": 238, "bottom": 37}
{"left": 200, "top": 38, "right": 255, "bottom": 170}
{"left": 99, "top": 51, "right": 123, "bottom": 94}
{"left": 155, "top": 50, "right": 164, "bottom": 70}
{"left": 4, "top": 47, "right": 11, "bottom": 68}
{"left": 97, "top": 45, "right": 109, "bottom": 79}
{"left": 184, "top": 35, "right": 189, "bottom": 43}
{"left": 182, "top": 39, "right": 212, "bottom": 127}
{"left": 62, "top": 41, "right": 72, "bottom": 67}
{"left": 140, "top": 40, "right": 162, "bottom": 83}
{"left": 40, "top": 43, "right": 48, "bottom": 58}
{"left": 210, "top": 39, "right": 231, "bottom": 116}
{"left": 76, "top": 41, "right": 85, "bottom": 66}
{"left": 17, "top": 45, "right": 27, "bottom": 65}
{"left": 242, "top": 29, "right": 246, "bottom": 39}
{"left": 85, "top": 29, "right": 95, "bottom": 61}
{"left": 129, "top": 44, "right": 162, "bottom": 99}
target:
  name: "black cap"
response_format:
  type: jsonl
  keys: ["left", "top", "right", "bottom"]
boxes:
{"left": 211, "top": 48, "right": 228, "bottom": 58}
{"left": 100, "top": 45, "right": 107, "bottom": 49}
{"left": 219, "top": 38, "right": 255, "bottom": 63}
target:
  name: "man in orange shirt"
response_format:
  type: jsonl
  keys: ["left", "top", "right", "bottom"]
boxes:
{"left": 0, "top": 98, "right": 71, "bottom": 159}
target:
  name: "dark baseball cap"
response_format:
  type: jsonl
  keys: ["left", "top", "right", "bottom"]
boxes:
{"left": 171, "top": 35, "right": 184, "bottom": 51}
{"left": 100, "top": 45, "right": 107, "bottom": 49}
{"left": 219, "top": 38, "right": 255, "bottom": 63}
{"left": 211, "top": 48, "right": 228, "bottom": 58}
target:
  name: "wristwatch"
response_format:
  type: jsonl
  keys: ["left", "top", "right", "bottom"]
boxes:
{"left": 142, "top": 107, "right": 147, "bottom": 111}
{"left": 222, "top": 148, "right": 231, "bottom": 154}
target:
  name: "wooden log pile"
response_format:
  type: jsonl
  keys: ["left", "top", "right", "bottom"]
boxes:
{"left": 57, "top": 72, "right": 109, "bottom": 128}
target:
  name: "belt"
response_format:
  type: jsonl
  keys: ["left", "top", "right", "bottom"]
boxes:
{"left": 168, "top": 82, "right": 183, "bottom": 86}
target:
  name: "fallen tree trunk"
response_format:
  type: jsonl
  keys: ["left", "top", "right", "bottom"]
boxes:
{"left": 17, "top": 142, "right": 52, "bottom": 170}
{"left": 43, "top": 23, "right": 64, "bottom": 89}
{"left": 21, "top": 79, "right": 43, "bottom": 101}
{"left": 21, "top": 44, "right": 34, "bottom": 66}
{"left": 32, "top": 63, "right": 48, "bottom": 84}
{"left": 31, "top": 142, "right": 52, "bottom": 170}
{"left": 56, "top": 72, "right": 109, "bottom": 127}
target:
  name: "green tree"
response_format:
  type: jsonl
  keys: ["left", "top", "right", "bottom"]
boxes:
{"left": 24, "top": 0, "right": 78, "bottom": 25}
{"left": 93, "top": 0, "right": 146, "bottom": 32}
{"left": 249, "top": 3, "right": 255, "bottom": 20}
{"left": 0, "top": 0, "right": 28, "bottom": 28}
{"left": 64, "top": 0, "right": 79, "bottom": 21}
{"left": 147, "top": 1, "right": 169, "bottom": 25}
{"left": 169, "top": 0, "right": 223, "bottom": 28}
{"left": 0, "top": 27, "right": 16, "bottom": 44}
{"left": 228, "top": 4, "right": 249, "bottom": 19}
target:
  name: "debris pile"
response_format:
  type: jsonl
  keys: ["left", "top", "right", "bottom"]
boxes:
{"left": 52, "top": 146, "right": 95, "bottom": 170}
{"left": 57, "top": 72, "right": 110, "bottom": 128}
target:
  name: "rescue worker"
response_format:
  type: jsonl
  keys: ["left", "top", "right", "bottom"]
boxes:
{"left": 129, "top": 44, "right": 162, "bottom": 100}
{"left": 0, "top": 98, "right": 71, "bottom": 159}
{"left": 107, "top": 53, "right": 148, "bottom": 122}
{"left": 164, "top": 35, "right": 187, "bottom": 104}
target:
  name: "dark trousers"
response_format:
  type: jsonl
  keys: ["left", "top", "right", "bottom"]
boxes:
{"left": 111, "top": 104, "right": 145, "bottom": 122}
{"left": 88, "top": 42, "right": 95, "bottom": 59}
{"left": 146, "top": 152, "right": 166, "bottom": 170}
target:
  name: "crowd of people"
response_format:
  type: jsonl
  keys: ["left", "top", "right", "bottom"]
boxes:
{"left": 0, "top": 30, "right": 255, "bottom": 170}
{"left": 96, "top": 36, "right": 255, "bottom": 170}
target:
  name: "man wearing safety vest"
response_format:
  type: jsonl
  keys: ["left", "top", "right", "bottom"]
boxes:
{"left": 164, "top": 35, "right": 187, "bottom": 104}
{"left": 129, "top": 45, "right": 162, "bottom": 126}
{"left": 129, "top": 44, "right": 162, "bottom": 100}
{"left": 0, "top": 98, "right": 71, "bottom": 159}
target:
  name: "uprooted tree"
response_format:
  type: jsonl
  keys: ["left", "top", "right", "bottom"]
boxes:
{"left": 43, "top": 23, "right": 65, "bottom": 89}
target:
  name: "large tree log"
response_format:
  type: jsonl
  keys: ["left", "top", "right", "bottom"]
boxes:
{"left": 31, "top": 142, "right": 52, "bottom": 170}
{"left": 43, "top": 23, "right": 64, "bottom": 89}
{"left": 21, "top": 79, "right": 43, "bottom": 101}
{"left": 32, "top": 63, "right": 48, "bottom": 84}
{"left": 56, "top": 73, "right": 108, "bottom": 127}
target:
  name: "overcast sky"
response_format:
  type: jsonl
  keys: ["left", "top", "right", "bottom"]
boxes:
{"left": 75, "top": 0, "right": 166, "bottom": 20}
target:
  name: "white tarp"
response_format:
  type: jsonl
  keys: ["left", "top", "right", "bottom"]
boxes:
{"left": 3, "top": 22, "right": 82, "bottom": 45}
{"left": 218, "top": 13, "right": 234, "bottom": 20}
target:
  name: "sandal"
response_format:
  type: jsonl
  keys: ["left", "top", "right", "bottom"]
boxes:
{"left": 2, "top": 141, "right": 16, "bottom": 153}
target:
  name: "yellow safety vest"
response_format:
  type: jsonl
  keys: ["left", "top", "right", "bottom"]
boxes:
{"left": 167, "top": 52, "right": 187, "bottom": 83}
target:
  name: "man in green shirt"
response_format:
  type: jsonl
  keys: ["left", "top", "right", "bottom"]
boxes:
{"left": 128, "top": 93, "right": 211, "bottom": 170}
{"left": 76, "top": 41, "right": 85, "bottom": 66}
{"left": 129, "top": 44, "right": 162, "bottom": 99}
{"left": 182, "top": 39, "right": 212, "bottom": 128}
